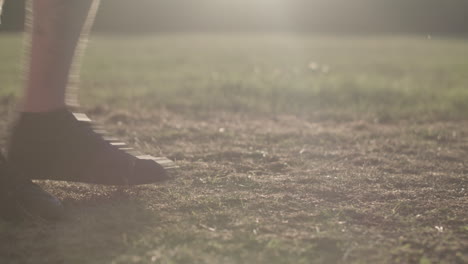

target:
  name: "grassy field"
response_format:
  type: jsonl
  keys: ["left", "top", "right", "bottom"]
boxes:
{"left": 0, "top": 34, "right": 467, "bottom": 263}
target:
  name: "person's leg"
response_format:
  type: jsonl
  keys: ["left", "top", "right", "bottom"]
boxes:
{"left": 1, "top": 0, "right": 98, "bottom": 222}
{"left": 8, "top": 0, "right": 174, "bottom": 186}
{"left": 0, "top": 0, "right": 66, "bottom": 222}
{"left": 22, "top": 0, "right": 99, "bottom": 112}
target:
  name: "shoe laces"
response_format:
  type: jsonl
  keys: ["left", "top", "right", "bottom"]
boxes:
{"left": 64, "top": 112, "right": 111, "bottom": 148}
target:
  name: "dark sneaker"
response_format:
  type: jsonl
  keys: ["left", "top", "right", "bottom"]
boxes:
{"left": 0, "top": 154, "right": 64, "bottom": 222}
{"left": 7, "top": 108, "right": 176, "bottom": 185}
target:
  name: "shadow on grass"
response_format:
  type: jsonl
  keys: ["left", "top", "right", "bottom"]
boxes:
{"left": 0, "top": 187, "right": 159, "bottom": 264}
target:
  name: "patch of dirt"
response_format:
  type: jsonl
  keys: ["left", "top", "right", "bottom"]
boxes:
{"left": 1, "top": 103, "right": 467, "bottom": 263}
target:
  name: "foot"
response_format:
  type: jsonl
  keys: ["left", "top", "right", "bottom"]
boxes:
{"left": 0, "top": 154, "right": 64, "bottom": 222}
{"left": 7, "top": 108, "right": 176, "bottom": 185}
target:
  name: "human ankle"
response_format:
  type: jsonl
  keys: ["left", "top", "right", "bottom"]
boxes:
{"left": 20, "top": 101, "right": 68, "bottom": 113}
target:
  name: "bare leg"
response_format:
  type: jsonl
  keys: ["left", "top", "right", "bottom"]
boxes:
{"left": 8, "top": 0, "right": 173, "bottom": 186}
{"left": 2, "top": 0, "right": 172, "bottom": 222}
{"left": 0, "top": 0, "right": 99, "bottom": 221}
{"left": 21, "top": 0, "right": 99, "bottom": 112}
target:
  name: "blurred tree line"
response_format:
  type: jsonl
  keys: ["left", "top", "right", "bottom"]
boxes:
{"left": 1, "top": 0, "right": 467, "bottom": 34}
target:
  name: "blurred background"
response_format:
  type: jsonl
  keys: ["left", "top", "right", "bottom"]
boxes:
{"left": 1, "top": 0, "right": 467, "bottom": 121}
{"left": 1, "top": 0, "right": 468, "bottom": 34}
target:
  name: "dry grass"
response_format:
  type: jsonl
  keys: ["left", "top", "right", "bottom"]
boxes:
{"left": 0, "top": 34, "right": 467, "bottom": 263}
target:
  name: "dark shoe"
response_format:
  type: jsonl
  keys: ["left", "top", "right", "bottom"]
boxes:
{"left": 7, "top": 108, "right": 176, "bottom": 185}
{"left": 0, "top": 154, "right": 64, "bottom": 222}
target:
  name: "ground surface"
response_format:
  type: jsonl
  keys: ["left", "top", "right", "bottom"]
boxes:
{"left": 0, "top": 34, "right": 467, "bottom": 264}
